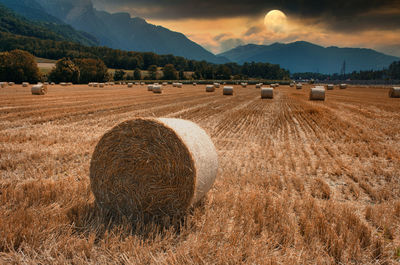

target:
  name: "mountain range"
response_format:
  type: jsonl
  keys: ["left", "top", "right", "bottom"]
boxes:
{"left": 0, "top": 0, "right": 227, "bottom": 64}
{"left": 219, "top": 42, "right": 399, "bottom": 74}
{"left": 0, "top": 0, "right": 398, "bottom": 73}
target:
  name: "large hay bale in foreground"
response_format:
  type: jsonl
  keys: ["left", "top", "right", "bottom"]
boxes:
{"left": 206, "top": 85, "right": 215, "bottom": 92}
{"left": 223, "top": 86, "right": 233, "bottom": 95}
{"left": 89, "top": 118, "right": 219, "bottom": 218}
{"left": 152, "top": 85, "right": 162, "bottom": 93}
{"left": 31, "top": 84, "right": 47, "bottom": 95}
{"left": 310, "top": 87, "right": 326, "bottom": 101}
{"left": 389, "top": 87, "right": 400, "bottom": 98}
{"left": 261, "top": 87, "right": 274, "bottom": 99}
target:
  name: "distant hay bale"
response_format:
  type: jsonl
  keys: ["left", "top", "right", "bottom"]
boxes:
{"left": 275, "top": 83, "right": 280, "bottom": 87}
{"left": 88, "top": 83, "right": 93, "bottom": 87}
{"left": 67, "top": 82, "right": 72, "bottom": 86}
{"left": 148, "top": 85, "right": 153, "bottom": 91}
{"left": 340, "top": 84, "right": 347, "bottom": 89}
{"left": 51, "top": 82, "right": 55, "bottom": 85}
{"left": 389, "top": 87, "right": 400, "bottom": 98}
{"left": 310, "top": 87, "right": 326, "bottom": 101}
{"left": 135, "top": 82, "right": 140, "bottom": 85}
{"left": 162, "top": 82, "right": 167, "bottom": 86}
{"left": 60, "top": 82, "right": 67, "bottom": 86}
{"left": 99, "top": 83, "right": 105, "bottom": 88}
{"left": 44, "top": 82, "right": 49, "bottom": 85}
{"left": 93, "top": 83, "right": 98, "bottom": 87}
{"left": 213, "top": 83, "right": 220, "bottom": 88}
{"left": 8, "top": 82, "right": 15, "bottom": 86}
{"left": 241, "top": 83, "right": 247, "bottom": 88}
{"left": 296, "top": 83, "right": 303, "bottom": 89}
{"left": 223, "top": 86, "right": 233, "bottom": 95}
{"left": 327, "top": 84, "right": 334, "bottom": 90}
{"left": 271, "top": 84, "right": 276, "bottom": 88}
{"left": 89, "top": 118, "right": 219, "bottom": 218}
{"left": 172, "top": 83, "right": 177, "bottom": 87}
{"left": 256, "top": 83, "right": 261, "bottom": 89}
{"left": 206, "top": 85, "right": 215, "bottom": 92}
{"left": 193, "top": 82, "right": 197, "bottom": 86}
{"left": 290, "top": 83, "right": 295, "bottom": 87}
{"left": 261, "top": 87, "right": 274, "bottom": 99}
{"left": 128, "top": 83, "right": 133, "bottom": 88}
{"left": 22, "top": 82, "right": 29, "bottom": 87}
{"left": 152, "top": 85, "right": 162, "bottom": 93}
{"left": 0, "top": 82, "right": 6, "bottom": 88}
{"left": 31, "top": 84, "right": 47, "bottom": 95}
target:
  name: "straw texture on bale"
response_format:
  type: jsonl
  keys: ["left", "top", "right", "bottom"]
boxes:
{"left": 261, "top": 87, "right": 274, "bottom": 99}
{"left": 327, "top": 84, "right": 334, "bottom": 90}
{"left": 340, "top": 84, "right": 347, "bottom": 89}
{"left": 89, "top": 118, "right": 219, "bottom": 218}
{"left": 223, "top": 86, "right": 233, "bottom": 95}
{"left": 206, "top": 85, "right": 215, "bottom": 92}
{"left": 389, "top": 87, "right": 400, "bottom": 98}
{"left": 310, "top": 87, "right": 326, "bottom": 101}
{"left": 31, "top": 84, "right": 47, "bottom": 95}
{"left": 152, "top": 85, "right": 162, "bottom": 93}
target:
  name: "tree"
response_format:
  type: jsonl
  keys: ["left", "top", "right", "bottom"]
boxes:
{"left": 134, "top": 68, "right": 141, "bottom": 80}
{"left": 74, "top": 58, "right": 108, "bottom": 83}
{"left": 215, "top": 65, "right": 232, "bottom": 80}
{"left": 48, "top": 58, "right": 80, "bottom": 83}
{"left": 148, "top": 65, "right": 158, "bottom": 80}
{"left": 162, "top": 64, "right": 177, "bottom": 80}
{"left": 0, "top": 49, "right": 40, "bottom": 83}
{"left": 113, "top": 69, "right": 125, "bottom": 81}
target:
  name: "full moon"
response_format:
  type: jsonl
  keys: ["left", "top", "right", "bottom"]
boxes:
{"left": 264, "top": 10, "right": 287, "bottom": 33}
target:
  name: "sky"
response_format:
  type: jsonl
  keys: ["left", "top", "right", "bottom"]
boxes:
{"left": 92, "top": 0, "right": 400, "bottom": 57}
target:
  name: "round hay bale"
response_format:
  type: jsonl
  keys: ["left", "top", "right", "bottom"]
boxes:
{"left": 152, "top": 85, "right": 162, "bottom": 93}
{"left": 389, "top": 87, "right": 400, "bottom": 98}
{"left": 31, "top": 84, "right": 47, "bottom": 95}
{"left": 193, "top": 82, "right": 197, "bottom": 86}
{"left": 310, "top": 87, "right": 326, "bottom": 101}
{"left": 340, "top": 84, "right": 347, "bottom": 89}
{"left": 162, "top": 82, "right": 167, "bottom": 86}
{"left": 296, "top": 83, "right": 303, "bottom": 89}
{"left": 128, "top": 83, "right": 133, "bottom": 88}
{"left": 256, "top": 83, "right": 261, "bottom": 89}
{"left": 206, "top": 85, "right": 215, "bottom": 92}
{"left": 99, "top": 83, "right": 105, "bottom": 88}
{"left": 223, "top": 86, "right": 233, "bottom": 95}
{"left": 147, "top": 84, "right": 153, "bottom": 91}
{"left": 89, "top": 118, "right": 219, "bottom": 218}
{"left": 0, "top": 82, "right": 6, "bottom": 88}
{"left": 93, "top": 83, "right": 98, "bottom": 87}
{"left": 213, "top": 83, "right": 220, "bottom": 88}
{"left": 290, "top": 83, "right": 295, "bottom": 87}
{"left": 241, "top": 83, "right": 247, "bottom": 88}
{"left": 327, "top": 84, "right": 334, "bottom": 90}
{"left": 261, "top": 87, "right": 274, "bottom": 99}
{"left": 8, "top": 82, "right": 15, "bottom": 86}
{"left": 177, "top": 83, "right": 183, "bottom": 88}
{"left": 22, "top": 82, "right": 29, "bottom": 87}
{"left": 51, "top": 82, "right": 55, "bottom": 85}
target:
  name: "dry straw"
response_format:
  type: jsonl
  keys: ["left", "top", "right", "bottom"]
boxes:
{"left": 0, "top": 82, "right": 6, "bottom": 88}
{"left": 99, "top": 83, "right": 105, "bottom": 88}
{"left": 296, "top": 83, "right": 303, "bottom": 89}
{"left": 256, "top": 83, "right": 261, "bottom": 89}
{"left": 261, "top": 87, "right": 274, "bottom": 99}
{"left": 206, "top": 85, "right": 215, "bottom": 92}
{"left": 22, "top": 82, "right": 29, "bottom": 87}
{"left": 389, "top": 87, "right": 400, "bottom": 98}
{"left": 213, "top": 83, "right": 220, "bottom": 88}
{"left": 89, "top": 118, "right": 219, "bottom": 218}
{"left": 223, "top": 86, "right": 234, "bottom": 95}
{"left": 327, "top": 84, "right": 334, "bottom": 90}
{"left": 128, "top": 83, "right": 133, "bottom": 88}
{"left": 290, "top": 83, "right": 295, "bottom": 87}
{"left": 8, "top": 82, "right": 15, "bottom": 86}
{"left": 340, "top": 84, "right": 347, "bottom": 89}
{"left": 310, "top": 87, "right": 326, "bottom": 101}
{"left": 31, "top": 84, "right": 47, "bottom": 95}
{"left": 147, "top": 84, "right": 153, "bottom": 91}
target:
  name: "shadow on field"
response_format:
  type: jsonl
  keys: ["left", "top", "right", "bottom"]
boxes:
{"left": 65, "top": 196, "right": 207, "bottom": 241}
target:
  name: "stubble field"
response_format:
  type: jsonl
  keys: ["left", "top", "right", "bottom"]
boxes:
{"left": 0, "top": 83, "right": 399, "bottom": 264}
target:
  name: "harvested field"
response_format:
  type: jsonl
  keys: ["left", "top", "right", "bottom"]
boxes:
{"left": 0, "top": 83, "right": 400, "bottom": 264}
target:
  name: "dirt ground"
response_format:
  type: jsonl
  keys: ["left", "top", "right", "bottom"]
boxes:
{"left": 0, "top": 84, "right": 399, "bottom": 264}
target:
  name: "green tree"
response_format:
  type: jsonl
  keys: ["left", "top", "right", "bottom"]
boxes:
{"left": 148, "top": 65, "right": 158, "bottom": 80}
{"left": 113, "top": 69, "right": 125, "bottom": 81}
{"left": 0, "top": 49, "right": 40, "bottom": 83}
{"left": 74, "top": 58, "right": 108, "bottom": 83}
{"left": 134, "top": 68, "right": 141, "bottom": 80}
{"left": 162, "top": 64, "right": 177, "bottom": 80}
{"left": 48, "top": 58, "right": 80, "bottom": 83}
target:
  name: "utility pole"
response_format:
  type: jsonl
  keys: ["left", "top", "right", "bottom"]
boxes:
{"left": 340, "top": 60, "right": 346, "bottom": 78}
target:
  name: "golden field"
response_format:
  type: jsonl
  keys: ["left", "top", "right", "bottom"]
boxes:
{"left": 0, "top": 84, "right": 399, "bottom": 264}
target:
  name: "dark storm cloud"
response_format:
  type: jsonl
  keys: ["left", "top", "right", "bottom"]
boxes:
{"left": 93, "top": 0, "right": 400, "bottom": 31}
